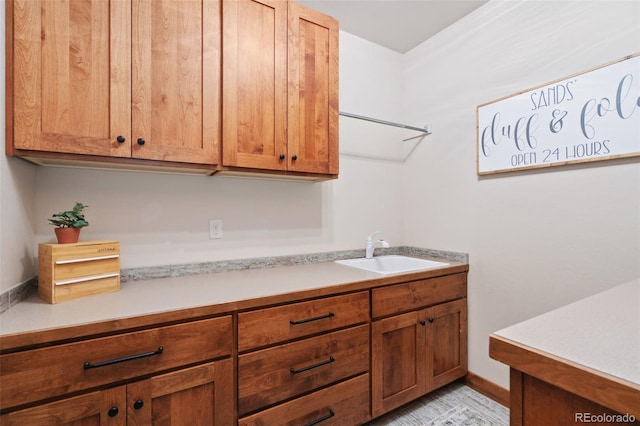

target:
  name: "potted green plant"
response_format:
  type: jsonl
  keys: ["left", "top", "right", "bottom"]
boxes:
{"left": 48, "top": 202, "right": 89, "bottom": 244}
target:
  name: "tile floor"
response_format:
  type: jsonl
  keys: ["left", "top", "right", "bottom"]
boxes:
{"left": 365, "top": 382, "right": 509, "bottom": 425}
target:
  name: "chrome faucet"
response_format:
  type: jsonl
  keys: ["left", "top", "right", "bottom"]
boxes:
{"left": 365, "top": 232, "right": 390, "bottom": 259}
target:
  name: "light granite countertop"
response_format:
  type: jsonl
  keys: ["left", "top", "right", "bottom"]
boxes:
{"left": 0, "top": 249, "right": 468, "bottom": 350}
{"left": 493, "top": 278, "right": 640, "bottom": 387}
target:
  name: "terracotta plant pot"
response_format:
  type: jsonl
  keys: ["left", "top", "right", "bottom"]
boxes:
{"left": 54, "top": 228, "right": 81, "bottom": 244}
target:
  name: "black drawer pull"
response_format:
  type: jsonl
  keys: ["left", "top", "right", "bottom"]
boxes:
{"left": 290, "top": 312, "right": 335, "bottom": 325}
{"left": 290, "top": 356, "right": 335, "bottom": 374}
{"left": 305, "top": 409, "right": 335, "bottom": 426}
{"left": 83, "top": 346, "right": 164, "bottom": 370}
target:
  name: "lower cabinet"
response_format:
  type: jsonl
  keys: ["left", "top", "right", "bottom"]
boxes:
{"left": 0, "top": 316, "right": 234, "bottom": 425}
{"left": 0, "top": 268, "right": 469, "bottom": 425}
{"left": 237, "top": 271, "right": 468, "bottom": 424}
{"left": 371, "top": 297, "right": 467, "bottom": 418}
{"left": 1, "top": 359, "right": 234, "bottom": 425}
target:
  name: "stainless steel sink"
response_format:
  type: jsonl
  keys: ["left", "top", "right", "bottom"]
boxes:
{"left": 335, "top": 255, "right": 449, "bottom": 275}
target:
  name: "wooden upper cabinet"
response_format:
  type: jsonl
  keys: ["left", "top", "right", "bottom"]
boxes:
{"left": 10, "top": 0, "right": 131, "bottom": 157}
{"left": 287, "top": 2, "right": 339, "bottom": 175}
{"left": 222, "top": 0, "right": 339, "bottom": 176}
{"left": 222, "top": 0, "right": 288, "bottom": 171}
{"left": 132, "top": 0, "right": 220, "bottom": 164}
{"left": 8, "top": 0, "right": 335, "bottom": 175}
{"left": 9, "top": 0, "right": 220, "bottom": 165}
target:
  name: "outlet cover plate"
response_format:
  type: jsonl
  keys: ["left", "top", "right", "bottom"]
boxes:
{"left": 209, "top": 219, "right": 223, "bottom": 239}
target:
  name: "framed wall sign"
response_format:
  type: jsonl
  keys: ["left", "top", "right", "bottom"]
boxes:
{"left": 476, "top": 53, "right": 640, "bottom": 175}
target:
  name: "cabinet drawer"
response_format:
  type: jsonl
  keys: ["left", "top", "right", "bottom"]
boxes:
{"left": 239, "top": 374, "right": 370, "bottom": 426}
{"left": 238, "top": 291, "right": 369, "bottom": 351}
{"left": 372, "top": 273, "right": 467, "bottom": 319}
{"left": 53, "top": 256, "right": 120, "bottom": 281}
{"left": 238, "top": 324, "right": 369, "bottom": 415}
{"left": 0, "top": 316, "right": 232, "bottom": 410}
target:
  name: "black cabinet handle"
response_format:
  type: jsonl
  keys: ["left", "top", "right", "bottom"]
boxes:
{"left": 108, "top": 406, "right": 119, "bottom": 417}
{"left": 428, "top": 318, "right": 434, "bottom": 323}
{"left": 133, "top": 399, "right": 144, "bottom": 410}
{"left": 83, "top": 347, "right": 163, "bottom": 370}
{"left": 116, "top": 136, "right": 126, "bottom": 144}
{"left": 290, "top": 356, "right": 335, "bottom": 374}
{"left": 304, "top": 409, "right": 335, "bottom": 426}
{"left": 290, "top": 312, "right": 334, "bottom": 325}
{"left": 420, "top": 320, "right": 426, "bottom": 326}
{"left": 137, "top": 137, "right": 145, "bottom": 145}
{"left": 279, "top": 154, "right": 285, "bottom": 160}
{"left": 291, "top": 154, "right": 298, "bottom": 161}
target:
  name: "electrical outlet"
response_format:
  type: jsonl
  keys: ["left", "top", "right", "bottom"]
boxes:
{"left": 209, "top": 219, "right": 223, "bottom": 239}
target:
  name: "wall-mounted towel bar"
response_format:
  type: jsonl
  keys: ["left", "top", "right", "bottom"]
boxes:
{"left": 339, "top": 111, "right": 431, "bottom": 137}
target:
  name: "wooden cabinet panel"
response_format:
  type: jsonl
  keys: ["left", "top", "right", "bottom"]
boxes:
{"left": 371, "top": 311, "right": 425, "bottom": 418}
{"left": 372, "top": 273, "right": 467, "bottom": 318}
{"left": 239, "top": 374, "right": 370, "bottom": 426}
{"left": 287, "top": 2, "right": 339, "bottom": 175}
{"left": 222, "top": 0, "right": 288, "bottom": 171}
{"left": 238, "top": 324, "right": 369, "bottom": 415}
{"left": 238, "top": 291, "right": 369, "bottom": 351}
{"left": 10, "top": 0, "right": 131, "bottom": 157}
{"left": 128, "top": 359, "right": 234, "bottom": 426}
{"left": 511, "top": 372, "right": 640, "bottom": 426}
{"left": 423, "top": 299, "right": 468, "bottom": 392}
{"left": 1, "top": 386, "right": 126, "bottom": 426}
{"left": 0, "top": 316, "right": 232, "bottom": 410}
{"left": 132, "top": 0, "right": 220, "bottom": 164}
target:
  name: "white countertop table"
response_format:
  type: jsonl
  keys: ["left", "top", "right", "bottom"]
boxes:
{"left": 493, "top": 278, "right": 640, "bottom": 387}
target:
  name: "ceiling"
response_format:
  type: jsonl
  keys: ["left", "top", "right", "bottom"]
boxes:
{"left": 297, "top": 0, "right": 489, "bottom": 53}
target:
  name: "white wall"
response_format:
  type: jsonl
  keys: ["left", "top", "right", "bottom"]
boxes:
{"left": 402, "top": 0, "right": 640, "bottom": 388}
{"left": 0, "top": 2, "right": 38, "bottom": 293}
{"left": 0, "top": 31, "right": 405, "bottom": 292}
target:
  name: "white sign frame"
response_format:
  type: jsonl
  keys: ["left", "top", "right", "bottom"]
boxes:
{"left": 477, "top": 53, "right": 640, "bottom": 175}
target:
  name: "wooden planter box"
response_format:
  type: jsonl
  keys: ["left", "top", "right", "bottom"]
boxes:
{"left": 38, "top": 241, "right": 120, "bottom": 304}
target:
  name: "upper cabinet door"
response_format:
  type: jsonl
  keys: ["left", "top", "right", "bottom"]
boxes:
{"left": 222, "top": 0, "right": 288, "bottom": 171}
{"left": 11, "top": 0, "right": 132, "bottom": 157}
{"left": 132, "top": 0, "right": 220, "bottom": 165}
{"left": 287, "top": 2, "right": 339, "bottom": 175}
